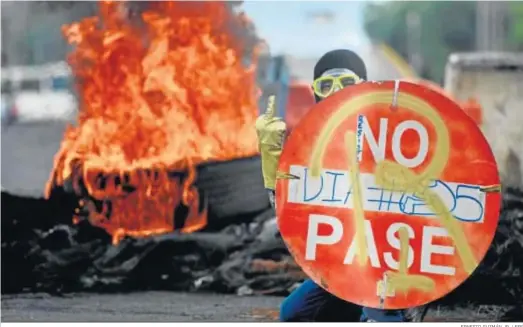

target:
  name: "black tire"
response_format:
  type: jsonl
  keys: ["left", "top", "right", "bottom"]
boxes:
{"left": 195, "top": 155, "right": 271, "bottom": 224}
{"left": 50, "top": 155, "right": 271, "bottom": 229}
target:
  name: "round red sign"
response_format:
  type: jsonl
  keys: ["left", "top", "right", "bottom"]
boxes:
{"left": 275, "top": 81, "right": 501, "bottom": 309}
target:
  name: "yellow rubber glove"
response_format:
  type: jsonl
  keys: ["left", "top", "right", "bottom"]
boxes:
{"left": 255, "top": 95, "right": 287, "bottom": 190}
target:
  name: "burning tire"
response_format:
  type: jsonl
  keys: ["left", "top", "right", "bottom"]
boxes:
{"left": 44, "top": 1, "right": 265, "bottom": 243}
{"left": 49, "top": 155, "right": 270, "bottom": 236}
{"left": 195, "top": 155, "right": 270, "bottom": 226}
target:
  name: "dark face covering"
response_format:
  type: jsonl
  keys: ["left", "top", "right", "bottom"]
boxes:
{"left": 312, "top": 49, "right": 368, "bottom": 103}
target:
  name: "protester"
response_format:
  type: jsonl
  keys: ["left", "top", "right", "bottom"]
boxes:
{"left": 256, "top": 49, "right": 425, "bottom": 322}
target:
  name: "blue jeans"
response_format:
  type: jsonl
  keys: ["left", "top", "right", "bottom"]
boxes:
{"left": 280, "top": 279, "right": 406, "bottom": 322}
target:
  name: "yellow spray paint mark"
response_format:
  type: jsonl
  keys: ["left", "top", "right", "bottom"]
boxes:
{"left": 385, "top": 227, "right": 435, "bottom": 294}
{"left": 307, "top": 89, "right": 478, "bottom": 295}
{"left": 345, "top": 131, "right": 368, "bottom": 266}
{"left": 375, "top": 160, "right": 477, "bottom": 274}
{"left": 386, "top": 271, "right": 436, "bottom": 294}
{"left": 398, "top": 227, "right": 409, "bottom": 274}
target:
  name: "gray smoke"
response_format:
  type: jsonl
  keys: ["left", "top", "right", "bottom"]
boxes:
{"left": 1, "top": 1, "right": 261, "bottom": 67}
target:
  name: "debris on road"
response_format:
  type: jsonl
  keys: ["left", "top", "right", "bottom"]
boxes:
{"left": 1, "top": 187, "right": 523, "bottom": 321}
{"left": 1, "top": 187, "right": 521, "bottom": 301}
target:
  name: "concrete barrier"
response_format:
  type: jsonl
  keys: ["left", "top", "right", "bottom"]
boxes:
{"left": 445, "top": 52, "right": 523, "bottom": 188}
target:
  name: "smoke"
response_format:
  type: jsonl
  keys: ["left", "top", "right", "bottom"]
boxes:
{"left": 127, "top": 1, "right": 261, "bottom": 58}
{"left": 1, "top": 1, "right": 261, "bottom": 67}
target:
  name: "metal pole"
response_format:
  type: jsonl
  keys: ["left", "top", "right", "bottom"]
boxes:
{"left": 477, "top": 1, "right": 508, "bottom": 52}
{"left": 476, "top": 1, "right": 490, "bottom": 51}
{"left": 406, "top": 10, "right": 422, "bottom": 74}
{"left": 475, "top": 1, "right": 482, "bottom": 50}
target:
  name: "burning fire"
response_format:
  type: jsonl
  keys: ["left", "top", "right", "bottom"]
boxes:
{"left": 45, "top": 1, "right": 260, "bottom": 244}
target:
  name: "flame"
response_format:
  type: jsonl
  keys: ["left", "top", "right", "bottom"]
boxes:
{"left": 45, "top": 1, "right": 260, "bottom": 244}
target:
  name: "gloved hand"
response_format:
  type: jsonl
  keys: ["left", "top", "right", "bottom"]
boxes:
{"left": 255, "top": 95, "right": 287, "bottom": 191}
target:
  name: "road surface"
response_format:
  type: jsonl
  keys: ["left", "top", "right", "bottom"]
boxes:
{"left": 2, "top": 292, "right": 515, "bottom": 322}
{"left": 1, "top": 292, "right": 282, "bottom": 322}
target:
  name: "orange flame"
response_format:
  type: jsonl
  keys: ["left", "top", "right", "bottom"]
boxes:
{"left": 45, "top": 1, "right": 260, "bottom": 244}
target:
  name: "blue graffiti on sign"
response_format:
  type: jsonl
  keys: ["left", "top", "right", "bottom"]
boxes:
{"left": 292, "top": 166, "right": 485, "bottom": 223}
{"left": 367, "top": 180, "right": 484, "bottom": 222}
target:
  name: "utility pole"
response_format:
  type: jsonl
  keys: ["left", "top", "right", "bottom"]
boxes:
{"left": 476, "top": 1, "right": 508, "bottom": 51}
{"left": 476, "top": 1, "right": 486, "bottom": 51}
{"left": 406, "top": 10, "right": 422, "bottom": 74}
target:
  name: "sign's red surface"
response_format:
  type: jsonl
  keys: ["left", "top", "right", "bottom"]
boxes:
{"left": 275, "top": 81, "right": 501, "bottom": 309}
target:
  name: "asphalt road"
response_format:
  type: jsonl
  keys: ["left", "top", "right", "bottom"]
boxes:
{"left": 2, "top": 292, "right": 517, "bottom": 322}
{"left": 1, "top": 292, "right": 282, "bottom": 322}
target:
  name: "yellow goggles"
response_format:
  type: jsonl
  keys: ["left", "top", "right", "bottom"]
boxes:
{"left": 312, "top": 73, "right": 363, "bottom": 98}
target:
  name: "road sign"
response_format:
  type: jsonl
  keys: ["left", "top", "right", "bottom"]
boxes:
{"left": 275, "top": 80, "right": 501, "bottom": 309}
